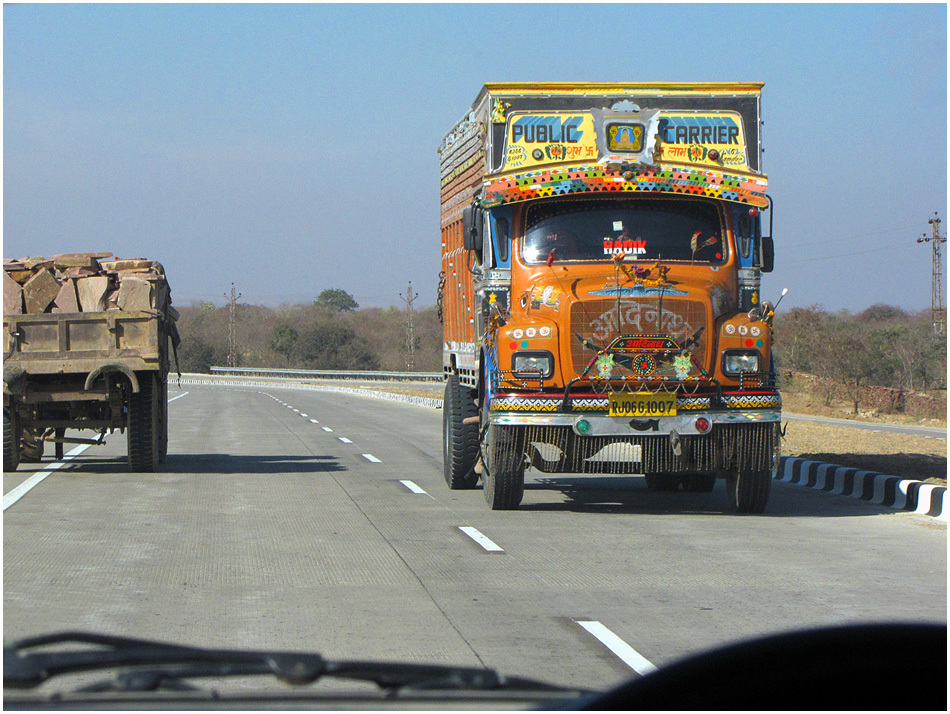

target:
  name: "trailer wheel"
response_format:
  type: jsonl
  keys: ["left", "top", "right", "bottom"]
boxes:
{"left": 128, "top": 373, "right": 159, "bottom": 472}
{"left": 726, "top": 468, "right": 772, "bottom": 513}
{"left": 483, "top": 425, "right": 525, "bottom": 510}
{"left": 443, "top": 375, "right": 479, "bottom": 489}
{"left": 4, "top": 409, "right": 19, "bottom": 471}
{"left": 645, "top": 473, "right": 680, "bottom": 492}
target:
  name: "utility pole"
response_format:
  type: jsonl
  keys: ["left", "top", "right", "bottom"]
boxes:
{"left": 224, "top": 283, "right": 242, "bottom": 367}
{"left": 400, "top": 281, "right": 417, "bottom": 371}
{"left": 917, "top": 212, "right": 946, "bottom": 335}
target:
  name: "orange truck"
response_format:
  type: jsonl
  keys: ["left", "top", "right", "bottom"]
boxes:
{"left": 439, "top": 83, "right": 782, "bottom": 513}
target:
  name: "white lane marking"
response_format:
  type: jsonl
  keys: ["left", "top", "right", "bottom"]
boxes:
{"left": 168, "top": 391, "right": 190, "bottom": 403}
{"left": 292, "top": 408, "right": 299, "bottom": 412}
{"left": 3, "top": 444, "right": 92, "bottom": 511}
{"left": 322, "top": 427, "right": 333, "bottom": 432}
{"left": 300, "top": 414, "right": 308, "bottom": 418}
{"left": 309, "top": 419, "right": 320, "bottom": 424}
{"left": 338, "top": 437, "right": 353, "bottom": 444}
{"left": 400, "top": 480, "right": 427, "bottom": 494}
{"left": 459, "top": 526, "right": 504, "bottom": 552}
{"left": 576, "top": 621, "right": 658, "bottom": 675}
{"left": 362, "top": 454, "right": 382, "bottom": 463}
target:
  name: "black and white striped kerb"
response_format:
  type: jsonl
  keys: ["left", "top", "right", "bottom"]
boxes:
{"left": 778, "top": 457, "right": 946, "bottom": 521}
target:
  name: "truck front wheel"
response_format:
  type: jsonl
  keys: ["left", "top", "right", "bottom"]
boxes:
{"left": 484, "top": 425, "right": 525, "bottom": 510}
{"left": 128, "top": 373, "right": 159, "bottom": 472}
{"left": 443, "top": 375, "right": 479, "bottom": 489}
{"left": 726, "top": 468, "right": 772, "bottom": 513}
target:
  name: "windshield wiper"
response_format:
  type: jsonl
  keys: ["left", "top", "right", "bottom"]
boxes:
{"left": 4, "top": 631, "right": 584, "bottom": 696}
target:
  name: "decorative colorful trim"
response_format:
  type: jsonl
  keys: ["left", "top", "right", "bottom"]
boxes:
{"left": 482, "top": 165, "right": 768, "bottom": 208}
{"left": 490, "top": 391, "right": 781, "bottom": 413}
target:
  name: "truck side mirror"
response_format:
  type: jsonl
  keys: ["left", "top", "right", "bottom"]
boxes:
{"left": 761, "top": 234, "right": 774, "bottom": 273}
{"left": 462, "top": 203, "right": 483, "bottom": 253}
{"left": 759, "top": 195, "right": 774, "bottom": 273}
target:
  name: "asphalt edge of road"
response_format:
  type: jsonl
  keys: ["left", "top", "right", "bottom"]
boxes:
{"left": 178, "top": 378, "right": 946, "bottom": 521}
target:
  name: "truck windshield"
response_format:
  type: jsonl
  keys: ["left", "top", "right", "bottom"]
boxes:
{"left": 521, "top": 198, "right": 725, "bottom": 265}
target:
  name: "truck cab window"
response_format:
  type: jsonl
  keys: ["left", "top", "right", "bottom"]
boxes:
{"left": 494, "top": 216, "right": 510, "bottom": 264}
{"left": 522, "top": 198, "right": 725, "bottom": 265}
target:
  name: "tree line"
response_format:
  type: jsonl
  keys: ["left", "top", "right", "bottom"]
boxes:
{"left": 175, "top": 291, "right": 946, "bottom": 408}
{"left": 772, "top": 304, "right": 946, "bottom": 411}
{"left": 176, "top": 289, "right": 442, "bottom": 374}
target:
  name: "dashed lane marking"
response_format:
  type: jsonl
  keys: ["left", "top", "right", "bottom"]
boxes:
{"left": 168, "top": 392, "right": 190, "bottom": 403}
{"left": 338, "top": 437, "right": 353, "bottom": 444}
{"left": 459, "top": 526, "right": 504, "bottom": 552}
{"left": 362, "top": 454, "right": 382, "bottom": 463}
{"left": 576, "top": 620, "right": 658, "bottom": 675}
{"left": 400, "top": 480, "right": 427, "bottom": 494}
{"left": 322, "top": 427, "right": 333, "bottom": 433}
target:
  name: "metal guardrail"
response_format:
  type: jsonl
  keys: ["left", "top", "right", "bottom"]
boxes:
{"left": 208, "top": 367, "right": 443, "bottom": 382}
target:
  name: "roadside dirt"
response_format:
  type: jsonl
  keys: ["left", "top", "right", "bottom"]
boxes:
{"left": 779, "top": 390, "right": 946, "bottom": 486}
{"left": 343, "top": 380, "right": 947, "bottom": 486}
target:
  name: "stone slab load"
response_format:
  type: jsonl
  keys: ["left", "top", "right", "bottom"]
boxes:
{"left": 3, "top": 253, "right": 175, "bottom": 318}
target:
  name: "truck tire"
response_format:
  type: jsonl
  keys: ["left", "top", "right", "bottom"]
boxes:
{"left": 158, "top": 378, "right": 168, "bottom": 464}
{"left": 128, "top": 373, "right": 159, "bottom": 472}
{"left": 4, "top": 409, "right": 19, "bottom": 471}
{"left": 443, "top": 375, "right": 479, "bottom": 489}
{"left": 682, "top": 473, "right": 716, "bottom": 492}
{"left": 483, "top": 425, "right": 525, "bottom": 510}
{"left": 726, "top": 468, "right": 772, "bottom": 513}
{"left": 645, "top": 473, "right": 680, "bottom": 491}
{"left": 19, "top": 427, "right": 44, "bottom": 462}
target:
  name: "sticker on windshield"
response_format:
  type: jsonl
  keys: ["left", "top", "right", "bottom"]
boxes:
{"left": 603, "top": 238, "right": 646, "bottom": 256}
{"left": 612, "top": 221, "right": 624, "bottom": 231}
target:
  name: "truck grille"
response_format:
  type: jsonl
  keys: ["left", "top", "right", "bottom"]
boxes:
{"left": 513, "top": 422, "right": 779, "bottom": 474}
{"left": 569, "top": 297, "right": 709, "bottom": 379}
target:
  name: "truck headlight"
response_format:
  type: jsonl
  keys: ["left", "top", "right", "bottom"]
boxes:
{"left": 722, "top": 350, "right": 761, "bottom": 376}
{"left": 512, "top": 351, "right": 553, "bottom": 379}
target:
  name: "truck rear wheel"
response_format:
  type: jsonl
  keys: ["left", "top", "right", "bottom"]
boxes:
{"left": 443, "top": 375, "right": 479, "bottom": 489}
{"left": 726, "top": 468, "right": 772, "bottom": 513}
{"left": 645, "top": 473, "right": 680, "bottom": 492}
{"left": 158, "top": 378, "right": 168, "bottom": 464}
{"left": 4, "top": 409, "right": 19, "bottom": 471}
{"left": 682, "top": 473, "right": 716, "bottom": 492}
{"left": 484, "top": 425, "right": 525, "bottom": 510}
{"left": 128, "top": 373, "right": 159, "bottom": 472}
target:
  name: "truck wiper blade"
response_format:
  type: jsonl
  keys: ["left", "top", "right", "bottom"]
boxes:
{"left": 4, "top": 631, "right": 324, "bottom": 690}
{"left": 4, "top": 631, "right": 584, "bottom": 696}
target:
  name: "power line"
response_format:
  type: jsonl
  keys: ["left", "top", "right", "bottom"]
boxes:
{"left": 224, "top": 283, "right": 242, "bottom": 367}
{"left": 917, "top": 212, "right": 946, "bottom": 335}
{"left": 400, "top": 281, "right": 417, "bottom": 371}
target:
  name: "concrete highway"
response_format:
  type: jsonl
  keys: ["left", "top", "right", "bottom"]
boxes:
{"left": 4, "top": 383, "right": 946, "bottom": 693}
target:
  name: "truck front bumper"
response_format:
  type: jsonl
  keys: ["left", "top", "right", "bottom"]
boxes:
{"left": 487, "top": 391, "right": 782, "bottom": 474}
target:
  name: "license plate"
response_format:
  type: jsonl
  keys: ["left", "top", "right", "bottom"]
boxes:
{"left": 608, "top": 392, "right": 677, "bottom": 418}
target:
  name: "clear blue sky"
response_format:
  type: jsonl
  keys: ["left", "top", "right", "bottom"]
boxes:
{"left": 4, "top": 3, "right": 947, "bottom": 312}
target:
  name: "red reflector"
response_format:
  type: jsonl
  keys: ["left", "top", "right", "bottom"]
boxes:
{"left": 695, "top": 417, "right": 711, "bottom": 433}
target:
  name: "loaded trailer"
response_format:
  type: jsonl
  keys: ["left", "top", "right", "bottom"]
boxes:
{"left": 3, "top": 254, "right": 179, "bottom": 472}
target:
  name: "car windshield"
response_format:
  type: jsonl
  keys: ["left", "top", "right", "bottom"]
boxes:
{"left": 521, "top": 198, "right": 725, "bottom": 265}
